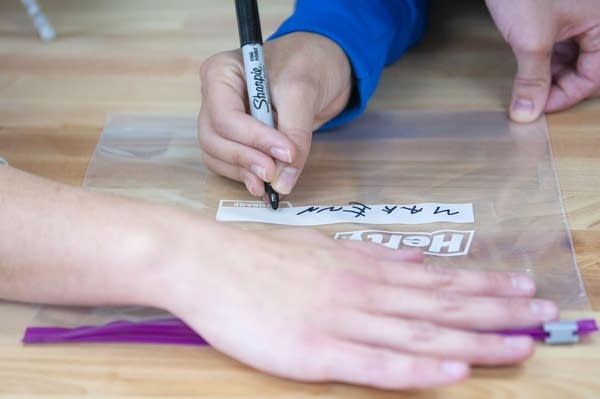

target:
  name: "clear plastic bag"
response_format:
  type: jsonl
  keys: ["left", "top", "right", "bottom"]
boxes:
{"left": 27, "top": 110, "right": 590, "bottom": 344}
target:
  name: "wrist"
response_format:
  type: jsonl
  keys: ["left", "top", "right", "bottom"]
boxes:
{"left": 76, "top": 201, "right": 196, "bottom": 310}
{"left": 267, "top": 32, "right": 353, "bottom": 126}
{"left": 136, "top": 207, "right": 236, "bottom": 320}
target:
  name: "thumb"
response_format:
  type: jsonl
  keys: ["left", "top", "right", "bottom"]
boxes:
{"left": 509, "top": 48, "right": 552, "bottom": 123}
{"left": 270, "top": 84, "right": 319, "bottom": 195}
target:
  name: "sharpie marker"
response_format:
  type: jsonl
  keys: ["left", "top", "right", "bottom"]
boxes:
{"left": 235, "top": 0, "right": 280, "bottom": 210}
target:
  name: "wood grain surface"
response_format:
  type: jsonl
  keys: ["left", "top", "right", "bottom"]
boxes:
{"left": 0, "top": 0, "right": 599, "bottom": 397}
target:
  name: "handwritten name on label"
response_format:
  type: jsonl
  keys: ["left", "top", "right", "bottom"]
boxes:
{"left": 216, "top": 200, "right": 474, "bottom": 226}
{"left": 335, "top": 230, "right": 475, "bottom": 256}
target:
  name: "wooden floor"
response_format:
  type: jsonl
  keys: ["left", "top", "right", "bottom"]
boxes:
{"left": 0, "top": 0, "right": 599, "bottom": 397}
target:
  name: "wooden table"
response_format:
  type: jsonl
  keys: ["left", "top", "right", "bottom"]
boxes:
{"left": 1, "top": 0, "right": 599, "bottom": 397}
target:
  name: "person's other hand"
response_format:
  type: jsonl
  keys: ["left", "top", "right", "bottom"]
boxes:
{"left": 165, "top": 225, "right": 558, "bottom": 389}
{"left": 486, "top": 0, "right": 600, "bottom": 122}
{"left": 198, "top": 32, "right": 352, "bottom": 197}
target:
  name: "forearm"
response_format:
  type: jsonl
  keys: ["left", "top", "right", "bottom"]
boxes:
{"left": 0, "top": 165, "right": 202, "bottom": 308}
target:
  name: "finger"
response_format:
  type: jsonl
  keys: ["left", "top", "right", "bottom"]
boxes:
{"left": 349, "top": 284, "right": 558, "bottom": 330}
{"left": 545, "top": 50, "right": 600, "bottom": 112}
{"left": 199, "top": 107, "right": 277, "bottom": 193}
{"left": 205, "top": 84, "right": 297, "bottom": 164}
{"left": 378, "top": 263, "right": 536, "bottom": 297}
{"left": 198, "top": 123, "right": 278, "bottom": 184}
{"left": 270, "top": 81, "right": 319, "bottom": 194}
{"left": 201, "top": 151, "right": 264, "bottom": 197}
{"left": 509, "top": 47, "right": 552, "bottom": 123}
{"left": 317, "top": 340, "right": 469, "bottom": 389}
{"left": 329, "top": 311, "right": 534, "bottom": 366}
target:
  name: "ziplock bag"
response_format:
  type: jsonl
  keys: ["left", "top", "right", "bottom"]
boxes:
{"left": 24, "top": 110, "right": 590, "bottom": 345}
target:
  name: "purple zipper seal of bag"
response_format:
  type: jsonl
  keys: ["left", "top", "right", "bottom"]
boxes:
{"left": 497, "top": 319, "right": 597, "bottom": 344}
{"left": 23, "top": 318, "right": 208, "bottom": 345}
{"left": 23, "top": 318, "right": 597, "bottom": 346}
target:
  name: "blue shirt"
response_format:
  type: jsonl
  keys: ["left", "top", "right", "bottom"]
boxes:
{"left": 270, "top": 0, "right": 429, "bottom": 128}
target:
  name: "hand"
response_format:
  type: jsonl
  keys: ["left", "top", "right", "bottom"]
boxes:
{"left": 486, "top": 0, "right": 600, "bottom": 122}
{"left": 198, "top": 32, "right": 352, "bottom": 197}
{"left": 164, "top": 225, "right": 558, "bottom": 389}
{"left": 0, "top": 167, "right": 558, "bottom": 389}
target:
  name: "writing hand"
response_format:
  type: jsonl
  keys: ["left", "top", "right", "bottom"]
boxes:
{"left": 486, "top": 0, "right": 600, "bottom": 122}
{"left": 166, "top": 226, "right": 557, "bottom": 389}
{"left": 198, "top": 32, "right": 352, "bottom": 197}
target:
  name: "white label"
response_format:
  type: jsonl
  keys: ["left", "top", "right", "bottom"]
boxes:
{"left": 335, "top": 230, "right": 475, "bottom": 256}
{"left": 216, "top": 200, "right": 474, "bottom": 226}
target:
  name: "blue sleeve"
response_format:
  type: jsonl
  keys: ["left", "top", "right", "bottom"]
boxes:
{"left": 269, "top": 0, "right": 429, "bottom": 129}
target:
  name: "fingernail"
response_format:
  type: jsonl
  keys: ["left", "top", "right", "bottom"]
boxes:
{"left": 511, "top": 98, "right": 536, "bottom": 122}
{"left": 441, "top": 361, "right": 468, "bottom": 377}
{"left": 270, "top": 147, "right": 292, "bottom": 163}
{"left": 275, "top": 166, "right": 298, "bottom": 194}
{"left": 511, "top": 274, "right": 535, "bottom": 294}
{"left": 241, "top": 172, "right": 258, "bottom": 197}
{"left": 250, "top": 164, "right": 266, "bottom": 181}
{"left": 504, "top": 336, "right": 533, "bottom": 351}
{"left": 242, "top": 177, "right": 255, "bottom": 196}
{"left": 530, "top": 300, "right": 558, "bottom": 320}
{"left": 513, "top": 98, "right": 534, "bottom": 112}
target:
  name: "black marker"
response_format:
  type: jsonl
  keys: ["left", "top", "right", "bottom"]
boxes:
{"left": 235, "top": 0, "right": 280, "bottom": 210}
